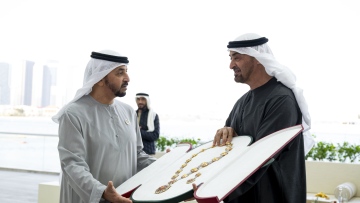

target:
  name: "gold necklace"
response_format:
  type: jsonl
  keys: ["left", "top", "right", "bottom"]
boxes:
{"left": 155, "top": 142, "right": 233, "bottom": 194}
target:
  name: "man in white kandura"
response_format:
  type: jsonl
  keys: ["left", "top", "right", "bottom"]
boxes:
{"left": 52, "top": 50, "right": 156, "bottom": 203}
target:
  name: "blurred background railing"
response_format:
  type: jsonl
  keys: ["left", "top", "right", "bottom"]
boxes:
{"left": 0, "top": 132, "right": 60, "bottom": 173}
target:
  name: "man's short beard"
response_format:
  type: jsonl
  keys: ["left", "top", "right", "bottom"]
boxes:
{"left": 104, "top": 77, "right": 126, "bottom": 97}
{"left": 234, "top": 76, "right": 246, "bottom": 83}
{"left": 233, "top": 57, "right": 255, "bottom": 84}
{"left": 117, "top": 92, "right": 126, "bottom": 97}
{"left": 138, "top": 106, "right": 147, "bottom": 110}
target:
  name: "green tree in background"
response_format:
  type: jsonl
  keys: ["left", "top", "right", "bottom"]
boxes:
{"left": 156, "top": 136, "right": 201, "bottom": 152}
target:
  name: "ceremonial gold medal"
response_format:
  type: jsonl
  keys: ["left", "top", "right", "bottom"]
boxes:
{"left": 155, "top": 142, "right": 233, "bottom": 194}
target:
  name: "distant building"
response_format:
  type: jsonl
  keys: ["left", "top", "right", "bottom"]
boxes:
{"left": 41, "top": 65, "right": 57, "bottom": 107}
{"left": 23, "top": 60, "right": 35, "bottom": 105}
{"left": 1, "top": 58, "right": 66, "bottom": 109}
{"left": 0, "top": 62, "right": 11, "bottom": 105}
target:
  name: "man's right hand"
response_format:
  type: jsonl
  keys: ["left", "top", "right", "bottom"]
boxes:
{"left": 103, "top": 181, "right": 132, "bottom": 203}
{"left": 213, "top": 127, "right": 236, "bottom": 146}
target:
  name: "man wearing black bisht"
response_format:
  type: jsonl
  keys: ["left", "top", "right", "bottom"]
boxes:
{"left": 212, "top": 33, "right": 314, "bottom": 203}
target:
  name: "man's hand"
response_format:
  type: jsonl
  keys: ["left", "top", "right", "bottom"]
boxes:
{"left": 103, "top": 181, "right": 132, "bottom": 203}
{"left": 213, "top": 127, "right": 235, "bottom": 146}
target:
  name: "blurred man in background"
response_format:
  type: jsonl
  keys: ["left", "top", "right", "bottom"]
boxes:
{"left": 135, "top": 93, "right": 160, "bottom": 156}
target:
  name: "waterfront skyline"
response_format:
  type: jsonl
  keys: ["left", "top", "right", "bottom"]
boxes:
{"left": 0, "top": 59, "right": 66, "bottom": 108}
{"left": 0, "top": 0, "right": 359, "bottom": 123}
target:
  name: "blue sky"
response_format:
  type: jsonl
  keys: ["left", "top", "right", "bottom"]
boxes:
{"left": 1, "top": 0, "right": 359, "bottom": 122}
